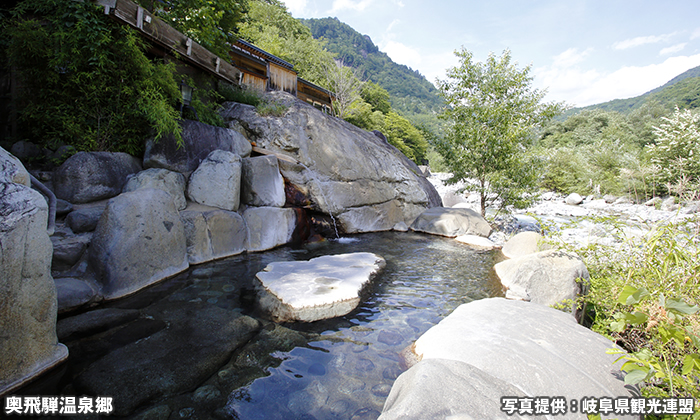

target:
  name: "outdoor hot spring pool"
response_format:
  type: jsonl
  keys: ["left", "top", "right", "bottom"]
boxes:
{"left": 32, "top": 231, "right": 505, "bottom": 419}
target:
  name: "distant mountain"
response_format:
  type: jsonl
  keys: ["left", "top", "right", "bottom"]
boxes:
{"left": 300, "top": 17, "right": 443, "bottom": 117}
{"left": 564, "top": 65, "right": 700, "bottom": 117}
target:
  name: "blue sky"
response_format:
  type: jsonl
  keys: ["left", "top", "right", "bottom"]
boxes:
{"left": 281, "top": 0, "right": 700, "bottom": 107}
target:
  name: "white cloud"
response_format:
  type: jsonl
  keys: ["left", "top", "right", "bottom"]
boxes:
{"left": 552, "top": 47, "right": 594, "bottom": 68}
{"left": 283, "top": 0, "right": 308, "bottom": 16}
{"left": 660, "top": 43, "right": 687, "bottom": 56}
{"left": 329, "top": 0, "right": 374, "bottom": 13}
{"left": 386, "top": 19, "right": 400, "bottom": 33}
{"left": 613, "top": 33, "right": 677, "bottom": 50}
{"left": 692, "top": 28, "right": 700, "bottom": 40}
{"left": 381, "top": 40, "right": 423, "bottom": 70}
{"left": 537, "top": 54, "right": 700, "bottom": 107}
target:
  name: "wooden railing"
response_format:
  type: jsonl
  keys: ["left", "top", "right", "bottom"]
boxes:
{"left": 96, "top": 0, "right": 242, "bottom": 85}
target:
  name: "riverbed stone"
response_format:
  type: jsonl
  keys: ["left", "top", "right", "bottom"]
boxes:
{"left": 187, "top": 150, "right": 242, "bottom": 211}
{"left": 51, "top": 234, "right": 91, "bottom": 271}
{"left": 88, "top": 188, "right": 189, "bottom": 300}
{"left": 56, "top": 307, "right": 140, "bottom": 341}
{"left": 409, "top": 207, "right": 492, "bottom": 238}
{"left": 564, "top": 192, "right": 584, "bottom": 205}
{"left": 241, "top": 155, "right": 285, "bottom": 207}
{"left": 501, "top": 231, "right": 551, "bottom": 259}
{"left": 73, "top": 305, "right": 261, "bottom": 416}
{"left": 143, "top": 119, "right": 252, "bottom": 176}
{"left": 181, "top": 203, "right": 247, "bottom": 264}
{"left": 242, "top": 206, "right": 296, "bottom": 252}
{"left": 255, "top": 253, "right": 386, "bottom": 322}
{"left": 54, "top": 277, "right": 99, "bottom": 314}
{"left": 494, "top": 250, "right": 590, "bottom": 319}
{"left": 66, "top": 205, "right": 105, "bottom": 233}
{"left": 54, "top": 151, "right": 142, "bottom": 203}
{"left": 123, "top": 168, "right": 187, "bottom": 210}
{"left": 454, "top": 234, "right": 498, "bottom": 249}
{"left": 0, "top": 181, "right": 68, "bottom": 394}
{"left": 391, "top": 298, "right": 635, "bottom": 420}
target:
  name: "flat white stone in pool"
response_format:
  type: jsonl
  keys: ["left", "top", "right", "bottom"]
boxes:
{"left": 255, "top": 252, "right": 386, "bottom": 322}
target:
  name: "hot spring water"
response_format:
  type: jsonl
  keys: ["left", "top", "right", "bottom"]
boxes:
{"left": 32, "top": 232, "right": 504, "bottom": 419}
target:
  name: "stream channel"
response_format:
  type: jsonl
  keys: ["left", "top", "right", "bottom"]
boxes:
{"left": 30, "top": 231, "right": 506, "bottom": 419}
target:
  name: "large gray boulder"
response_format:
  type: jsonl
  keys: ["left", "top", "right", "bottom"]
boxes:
{"left": 0, "top": 181, "right": 68, "bottom": 394}
{"left": 241, "top": 155, "right": 285, "bottom": 207}
{"left": 0, "top": 146, "right": 30, "bottom": 186}
{"left": 143, "top": 119, "right": 252, "bottom": 176}
{"left": 186, "top": 150, "right": 242, "bottom": 211}
{"left": 409, "top": 207, "right": 492, "bottom": 238}
{"left": 494, "top": 249, "right": 590, "bottom": 319}
{"left": 54, "top": 152, "right": 142, "bottom": 203}
{"left": 383, "top": 298, "right": 635, "bottom": 420}
{"left": 380, "top": 359, "right": 528, "bottom": 420}
{"left": 242, "top": 206, "right": 296, "bottom": 252}
{"left": 255, "top": 253, "right": 386, "bottom": 322}
{"left": 220, "top": 92, "right": 441, "bottom": 233}
{"left": 88, "top": 188, "right": 189, "bottom": 300}
{"left": 501, "top": 231, "right": 552, "bottom": 259}
{"left": 122, "top": 168, "right": 187, "bottom": 210}
{"left": 180, "top": 203, "right": 247, "bottom": 264}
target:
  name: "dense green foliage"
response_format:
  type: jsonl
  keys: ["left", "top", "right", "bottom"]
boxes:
{"left": 538, "top": 104, "right": 700, "bottom": 200}
{"left": 4, "top": 0, "right": 182, "bottom": 154}
{"left": 561, "top": 66, "right": 700, "bottom": 118}
{"left": 552, "top": 218, "right": 700, "bottom": 414}
{"left": 238, "top": 0, "right": 334, "bottom": 85}
{"left": 301, "top": 17, "right": 443, "bottom": 117}
{"left": 436, "top": 48, "right": 563, "bottom": 215}
{"left": 137, "top": 0, "right": 248, "bottom": 59}
{"left": 646, "top": 107, "right": 700, "bottom": 200}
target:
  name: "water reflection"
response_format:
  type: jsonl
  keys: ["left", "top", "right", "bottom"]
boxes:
{"left": 224, "top": 231, "right": 503, "bottom": 419}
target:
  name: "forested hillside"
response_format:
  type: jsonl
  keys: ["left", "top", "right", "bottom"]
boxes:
{"left": 562, "top": 65, "right": 700, "bottom": 117}
{"left": 301, "top": 17, "right": 443, "bottom": 117}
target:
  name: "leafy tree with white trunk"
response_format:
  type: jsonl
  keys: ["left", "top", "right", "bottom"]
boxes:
{"left": 435, "top": 47, "right": 564, "bottom": 216}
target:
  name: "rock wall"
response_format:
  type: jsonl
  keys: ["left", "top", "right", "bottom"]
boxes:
{"left": 219, "top": 91, "right": 441, "bottom": 233}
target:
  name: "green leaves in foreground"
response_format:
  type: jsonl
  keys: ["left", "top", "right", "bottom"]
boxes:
{"left": 607, "top": 286, "right": 700, "bottom": 407}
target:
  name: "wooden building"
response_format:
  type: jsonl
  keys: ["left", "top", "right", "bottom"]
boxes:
{"left": 99, "top": 1, "right": 335, "bottom": 111}
{"left": 97, "top": 0, "right": 242, "bottom": 86}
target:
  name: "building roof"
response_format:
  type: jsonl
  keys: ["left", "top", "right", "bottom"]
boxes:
{"left": 234, "top": 39, "right": 295, "bottom": 71}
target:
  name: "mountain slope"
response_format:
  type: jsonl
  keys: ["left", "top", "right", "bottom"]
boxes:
{"left": 300, "top": 17, "right": 443, "bottom": 116}
{"left": 565, "top": 65, "right": 700, "bottom": 116}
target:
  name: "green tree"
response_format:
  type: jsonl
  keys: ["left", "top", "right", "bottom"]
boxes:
{"left": 5, "top": 0, "right": 182, "bottom": 154}
{"left": 646, "top": 106, "right": 700, "bottom": 198}
{"left": 436, "top": 48, "right": 563, "bottom": 216}
{"left": 140, "top": 0, "right": 248, "bottom": 59}
{"left": 360, "top": 81, "right": 391, "bottom": 114}
{"left": 238, "top": 0, "right": 334, "bottom": 86}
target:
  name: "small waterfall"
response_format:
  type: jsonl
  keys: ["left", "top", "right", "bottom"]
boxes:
{"left": 297, "top": 162, "right": 340, "bottom": 239}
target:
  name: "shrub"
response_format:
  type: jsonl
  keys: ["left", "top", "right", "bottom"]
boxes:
{"left": 4, "top": 0, "right": 182, "bottom": 154}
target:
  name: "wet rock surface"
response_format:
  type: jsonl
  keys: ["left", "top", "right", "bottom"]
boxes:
{"left": 255, "top": 252, "right": 387, "bottom": 322}
{"left": 410, "top": 206, "right": 492, "bottom": 238}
